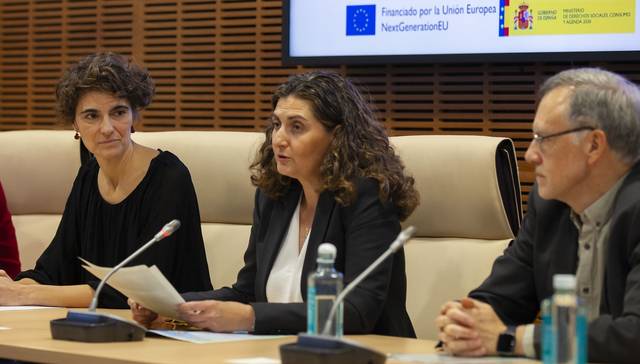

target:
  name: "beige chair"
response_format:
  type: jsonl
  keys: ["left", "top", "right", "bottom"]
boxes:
{"left": 131, "top": 131, "right": 263, "bottom": 288}
{"left": 0, "top": 130, "right": 80, "bottom": 270}
{"left": 393, "top": 135, "right": 522, "bottom": 340}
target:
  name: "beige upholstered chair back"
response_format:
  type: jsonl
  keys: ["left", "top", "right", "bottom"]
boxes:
{"left": 131, "top": 131, "right": 264, "bottom": 288}
{"left": 0, "top": 131, "right": 79, "bottom": 215}
{"left": 392, "top": 135, "right": 522, "bottom": 340}
{"left": 0, "top": 130, "right": 80, "bottom": 270}
{"left": 131, "top": 132, "right": 261, "bottom": 225}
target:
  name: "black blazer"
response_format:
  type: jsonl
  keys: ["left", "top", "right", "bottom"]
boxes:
{"left": 470, "top": 162, "right": 640, "bottom": 364}
{"left": 184, "top": 178, "right": 415, "bottom": 337}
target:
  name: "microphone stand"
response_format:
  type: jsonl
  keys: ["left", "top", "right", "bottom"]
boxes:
{"left": 50, "top": 219, "right": 181, "bottom": 342}
{"left": 280, "top": 226, "right": 416, "bottom": 364}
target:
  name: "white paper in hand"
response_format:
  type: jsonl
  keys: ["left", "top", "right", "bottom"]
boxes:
{"left": 80, "top": 257, "right": 185, "bottom": 318}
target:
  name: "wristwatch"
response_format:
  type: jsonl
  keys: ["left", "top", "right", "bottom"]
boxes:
{"left": 496, "top": 325, "right": 517, "bottom": 356}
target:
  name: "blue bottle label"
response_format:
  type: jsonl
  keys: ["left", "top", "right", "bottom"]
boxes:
{"left": 576, "top": 309, "right": 587, "bottom": 364}
{"left": 541, "top": 298, "right": 555, "bottom": 364}
{"left": 307, "top": 285, "right": 316, "bottom": 334}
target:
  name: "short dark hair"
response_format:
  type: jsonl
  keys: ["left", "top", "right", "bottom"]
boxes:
{"left": 55, "top": 52, "right": 155, "bottom": 124}
{"left": 250, "top": 71, "right": 419, "bottom": 221}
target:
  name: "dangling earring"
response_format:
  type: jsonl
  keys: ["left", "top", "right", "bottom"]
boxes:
{"left": 74, "top": 131, "right": 80, "bottom": 140}
{"left": 130, "top": 125, "right": 136, "bottom": 134}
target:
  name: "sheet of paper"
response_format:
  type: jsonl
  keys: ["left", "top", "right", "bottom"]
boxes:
{"left": 0, "top": 306, "right": 53, "bottom": 311}
{"left": 390, "top": 353, "right": 538, "bottom": 363}
{"left": 80, "top": 258, "right": 185, "bottom": 318}
{"left": 149, "top": 329, "right": 285, "bottom": 344}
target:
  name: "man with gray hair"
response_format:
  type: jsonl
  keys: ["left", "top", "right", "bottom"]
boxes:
{"left": 435, "top": 68, "right": 640, "bottom": 363}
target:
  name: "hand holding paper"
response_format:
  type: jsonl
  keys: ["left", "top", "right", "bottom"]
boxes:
{"left": 80, "top": 258, "right": 184, "bottom": 318}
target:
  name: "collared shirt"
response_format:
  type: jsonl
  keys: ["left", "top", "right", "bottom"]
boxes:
{"left": 523, "top": 172, "right": 628, "bottom": 358}
{"left": 265, "top": 196, "right": 310, "bottom": 303}
{"left": 570, "top": 174, "right": 626, "bottom": 321}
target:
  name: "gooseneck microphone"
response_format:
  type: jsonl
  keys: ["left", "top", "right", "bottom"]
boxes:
{"left": 50, "top": 219, "right": 181, "bottom": 343}
{"left": 279, "top": 225, "right": 416, "bottom": 364}
{"left": 321, "top": 225, "right": 416, "bottom": 336}
{"left": 88, "top": 219, "right": 181, "bottom": 311}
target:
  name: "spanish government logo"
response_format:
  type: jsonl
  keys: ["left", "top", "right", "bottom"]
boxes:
{"left": 499, "top": 0, "right": 534, "bottom": 36}
{"left": 514, "top": 2, "right": 534, "bottom": 30}
{"left": 346, "top": 5, "right": 376, "bottom": 36}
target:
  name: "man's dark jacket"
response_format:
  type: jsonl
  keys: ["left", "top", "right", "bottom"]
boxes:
{"left": 471, "top": 162, "right": 640, "bottom": 364}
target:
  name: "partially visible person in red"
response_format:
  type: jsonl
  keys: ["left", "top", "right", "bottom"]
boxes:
{"left": 0, "top": 181, "right": 20, "bottom": 279}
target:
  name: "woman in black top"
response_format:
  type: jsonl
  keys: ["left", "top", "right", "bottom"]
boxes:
{"left": 0, "top": 52, "right": 212, "bottom": 308}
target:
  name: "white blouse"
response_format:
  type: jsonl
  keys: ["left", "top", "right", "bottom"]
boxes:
{"left": 265, "top": 197, "right": 310, "bottom": 303}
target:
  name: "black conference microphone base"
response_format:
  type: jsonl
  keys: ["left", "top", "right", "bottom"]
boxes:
{"left": 280, "top": 333, "right": 386, "bottom": 364}
{"left": 50, "top": 310, "right": 146, "bottom": 342}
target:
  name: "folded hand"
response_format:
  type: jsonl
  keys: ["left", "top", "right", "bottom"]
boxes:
{"left": 436, "top": 297, "right": 509, "bottom": 357}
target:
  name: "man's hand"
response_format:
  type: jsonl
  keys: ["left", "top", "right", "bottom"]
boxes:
{"left": 435, "top": 299, "right": 485, "bottom": 356}
{"left": 457, "top": 298, "right": 507, "bottom": 356}
{"left": 435, "top": 297, "right": 511, "bottom": 357}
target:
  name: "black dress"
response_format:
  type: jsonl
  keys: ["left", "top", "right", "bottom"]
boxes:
{"left": 17, "top": 151, "right": 213, "bottom": 308}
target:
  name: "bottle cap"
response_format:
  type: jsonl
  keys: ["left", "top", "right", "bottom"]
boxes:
{"left": 553, "top": 274, "right": 576, "bottom": 290}
{"left": 317, "top": 243, "right": 337, "bottom": 263}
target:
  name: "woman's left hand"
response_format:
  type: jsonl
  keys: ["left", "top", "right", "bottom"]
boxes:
{"left": 177, "top": 300, "right": 255, "bottom": 333}
{"left": 0, "top": 274, "right": 22, "bottom": 305}
{"left": 128, "top": 299, "right": 161, "bottom": 328}
{"left": 0, "top": 270, "right": 11, "bottom": 280}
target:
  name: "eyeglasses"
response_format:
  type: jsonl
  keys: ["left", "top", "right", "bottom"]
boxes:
{"left": 532, "top": 126, "right": 595, "bottom": 149}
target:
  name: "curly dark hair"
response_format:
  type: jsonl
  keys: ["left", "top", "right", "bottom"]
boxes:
{"left": 250, "top": 71, "right": 419, "bottom": 221}
{"left": 55, "top": 52, "right": 155, "bottom": 124}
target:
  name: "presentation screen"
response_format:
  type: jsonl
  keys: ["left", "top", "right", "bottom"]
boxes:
{"left": 283, "top": 0, "right": 640, "bottom": 65}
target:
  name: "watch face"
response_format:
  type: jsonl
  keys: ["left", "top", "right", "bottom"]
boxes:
{"left": 497, "top": 332, "right": 516, "bottom": 355}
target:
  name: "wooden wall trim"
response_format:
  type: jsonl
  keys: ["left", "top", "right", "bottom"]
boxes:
{"left": 1, "top": 0, "right": 639, "bottom": 209}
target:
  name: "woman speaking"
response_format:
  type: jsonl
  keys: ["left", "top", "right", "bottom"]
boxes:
{"left": 132, "top": 71, "right": 419, "bottom": 337}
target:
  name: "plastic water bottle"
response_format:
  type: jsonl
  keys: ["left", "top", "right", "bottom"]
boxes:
{"left": 552, "top": 274, "right": 577, "bottom": 364}
{"left": 307, "top": 243, "right": 343, "bottom": 337}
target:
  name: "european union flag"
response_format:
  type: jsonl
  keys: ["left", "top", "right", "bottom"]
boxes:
{"left": 346, "top": 5, "right": 376, "bottom": 36}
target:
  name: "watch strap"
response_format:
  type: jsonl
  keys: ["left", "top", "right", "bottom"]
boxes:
{"left": 497, "top": 325, "right": 517, "bottom": 356}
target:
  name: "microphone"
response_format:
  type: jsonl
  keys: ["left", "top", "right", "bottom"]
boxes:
{"left": 50, "top": 219, "right": 181, "bottom": 342}
{"left": 321, "top": 225, "right": 415, "bottom": 336}
{"left": 88, "top": 219, "right": 181, "bottom": 311}
{"left": 280, "top": 225, "right": 416, "bottom": 364}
